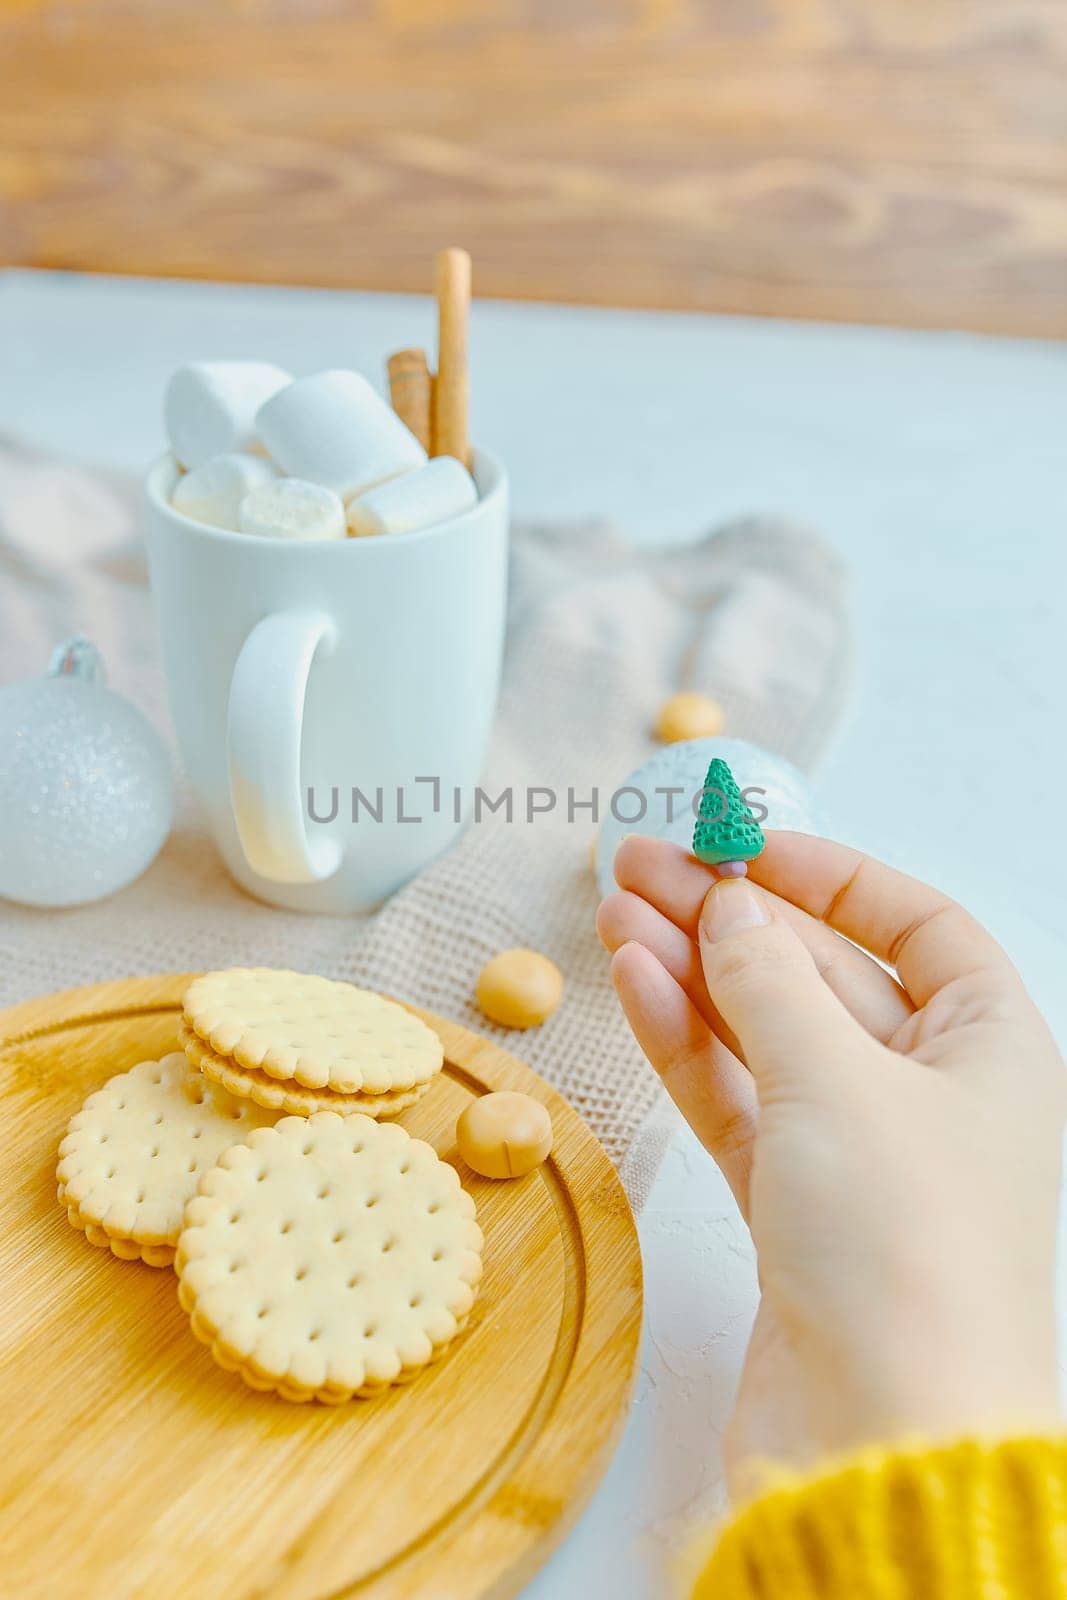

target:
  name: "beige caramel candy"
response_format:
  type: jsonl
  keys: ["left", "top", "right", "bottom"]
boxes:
{"left": 457, "top": 1092, "right": 553, "bottom": 1180}
{"left": 475, "top": 948, "right": 563, "bottom": 1029}
{"left": 655, "top": 691, "right": 724, "bottom": 744}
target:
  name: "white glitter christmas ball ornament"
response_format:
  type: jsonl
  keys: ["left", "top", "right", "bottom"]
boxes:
{"left": 0, "top": 638, "right": 174, "bottom": 908}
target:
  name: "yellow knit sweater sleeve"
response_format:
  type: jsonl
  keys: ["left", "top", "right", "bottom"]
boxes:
{"left": 693, "top": 1437, "right": 1067, "bottom": 1599}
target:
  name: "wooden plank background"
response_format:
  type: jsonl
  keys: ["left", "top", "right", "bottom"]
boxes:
{"left": 2, "top": 0, "right": 1066, "bottom": 334}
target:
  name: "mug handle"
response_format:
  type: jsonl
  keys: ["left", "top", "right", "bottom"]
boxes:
{"left": 227, "top": 611, "right": 342, "bottom": 885}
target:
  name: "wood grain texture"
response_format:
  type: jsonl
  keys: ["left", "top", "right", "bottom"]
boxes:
{"left": 2, "top": 0, "right": 1066, "bottom": 333}
{"left": 0, "top": 974, "right": 642, "bottom": 1600}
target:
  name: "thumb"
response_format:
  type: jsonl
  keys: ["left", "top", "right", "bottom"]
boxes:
{"left": 698, "top": 878, "right": 871, "bottom": 1100}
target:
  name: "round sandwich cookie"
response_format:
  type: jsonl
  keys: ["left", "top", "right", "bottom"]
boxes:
{"left": 181, "top": 969, "right": 444, "bottom": 1097}
{"left": 56, "top": 1054, "right": 277, "bottom": 1268}
{"left": 175, "top": 1112, "right": 484, "bottom": 1402}
{"left": 179, "top": 1022, "right": 428, "bottom": 1120}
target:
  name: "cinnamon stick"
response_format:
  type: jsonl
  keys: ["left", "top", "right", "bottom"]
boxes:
{"left": 433, "top": 247, "right": 471, "bottom": 467}
{"left": 386, "top": 348, "right": 432, "bottom": 453}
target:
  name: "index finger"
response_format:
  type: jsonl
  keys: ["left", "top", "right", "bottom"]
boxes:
{"left": 747, "top": 832, "right": 1020, "bottom": 1007}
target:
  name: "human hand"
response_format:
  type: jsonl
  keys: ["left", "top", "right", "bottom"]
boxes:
{"left": 598, "top": 833, "right": 1066, "bottom": 1492}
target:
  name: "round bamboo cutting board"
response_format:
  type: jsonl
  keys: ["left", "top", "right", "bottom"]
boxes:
{"left": 0, "top": 974, "right": 642, "bottom": 1600}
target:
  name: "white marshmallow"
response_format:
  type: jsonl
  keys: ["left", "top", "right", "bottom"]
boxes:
{"left": 164, "top": 361, "right": 292, "bottom": 469}
{"left": 346, "top": 456, "right": 478, "bottom": 539}
{"left": 171, "top": 452, "right": 279, "bottom": 530}
{"left": 238, "top": 477, "right": 346, "bottom": 542}
{"left": 256, "top": 370, "right": 427, "bottom": 500}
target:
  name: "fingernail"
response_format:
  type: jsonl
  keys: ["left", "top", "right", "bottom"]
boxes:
{"left": 701, "top": 880, "right": 770, "bottom": 941}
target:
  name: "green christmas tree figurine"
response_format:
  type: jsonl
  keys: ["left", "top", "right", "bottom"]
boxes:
{"left": 692, "top": 758, "right": 765, "bottom": 870}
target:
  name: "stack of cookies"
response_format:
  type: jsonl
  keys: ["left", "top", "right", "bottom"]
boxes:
{"left": 177, "top": 968, "right": 443, "bottom": 1119}
{"left": 55, "top": 967, "right": 482, "bottom": 1403}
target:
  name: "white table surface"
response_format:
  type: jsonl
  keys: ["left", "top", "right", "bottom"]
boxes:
{"left": 3, "top": 269, "right": 1066, "bottom": 1596}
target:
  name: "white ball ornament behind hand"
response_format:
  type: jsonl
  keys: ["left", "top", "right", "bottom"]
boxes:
{"left": 0, "top": 638, "right": 174, "bottom": 908}
{"left": 594, "top": 736, "right": 825, "bottom": 899}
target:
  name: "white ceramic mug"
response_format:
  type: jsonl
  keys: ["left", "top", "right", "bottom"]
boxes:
{"left": 144, "top": 450, "right": 509, "bottom": 913}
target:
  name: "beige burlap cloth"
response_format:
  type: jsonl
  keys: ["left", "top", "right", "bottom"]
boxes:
{"left": 0, "top": 441, "right": 853, "bottom": 1209}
